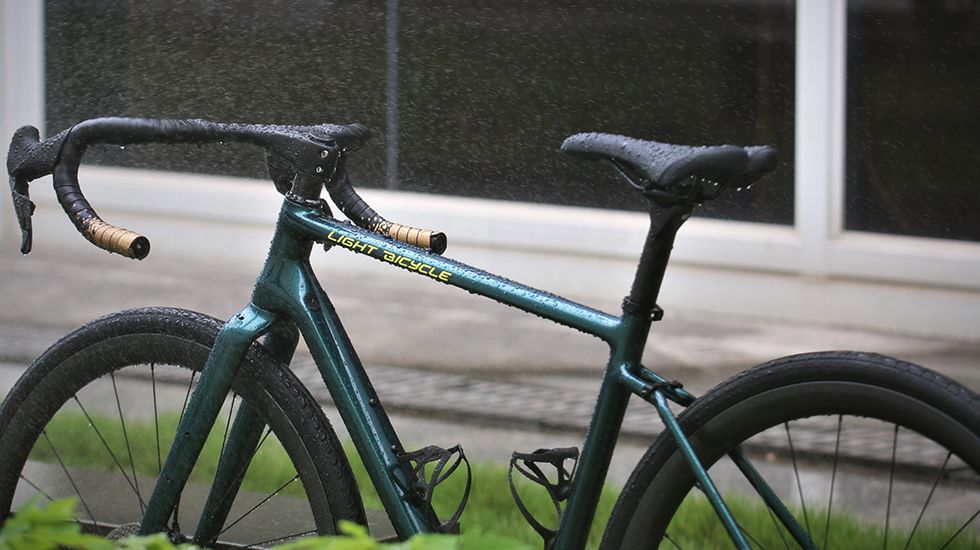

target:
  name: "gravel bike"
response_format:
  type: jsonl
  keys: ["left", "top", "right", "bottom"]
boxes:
{"left": 2, "top": 118, "right": 978, "bottom": 549}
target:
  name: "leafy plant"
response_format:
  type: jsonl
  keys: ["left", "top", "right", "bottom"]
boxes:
{"left": 0, "top": 499, "right": 532, "bottom": 550}
{"left": 277, "top": 521, "right": 532, "bottom": 550}
{"left": 0, "top": 497, "right": 111, "bottom": 550}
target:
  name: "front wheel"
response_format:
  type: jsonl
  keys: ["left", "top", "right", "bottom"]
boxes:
{"left": 602, "top": 352, "right": 980, "bottom": 549}
{"left": 0, "top": 307, "right": 365, "bottom": 548}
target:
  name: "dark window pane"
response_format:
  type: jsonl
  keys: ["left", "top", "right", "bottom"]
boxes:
{"left": 45, "top": 0, "right": 388, "bottom": 182}
{"left": 397, "top": 0, "right": 795, "bottom": 223}
{"left": 45, "top": 0, "right": 794, "bottom": 224}
{"left": 846, "top": 0, "right": 980, "bottom": 242}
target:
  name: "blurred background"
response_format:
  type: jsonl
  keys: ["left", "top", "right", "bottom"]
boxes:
{"left": 1, "top": 0, "right": 978, "bottom": 338}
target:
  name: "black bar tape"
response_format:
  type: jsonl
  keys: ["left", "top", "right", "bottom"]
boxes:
{"left": 6, "top": 117, "right": 371, "bottom": 258}
{"left": 53, "top": 138, "right": 150, "bottom": 259}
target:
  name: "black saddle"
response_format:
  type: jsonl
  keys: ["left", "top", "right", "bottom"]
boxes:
{"left": 561, "top": 132, "right": 777, "bottom": 202}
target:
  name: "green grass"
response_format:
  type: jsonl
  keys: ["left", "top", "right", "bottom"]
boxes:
{"left": 26, "top": 410, "right": 980, "bottom": 549}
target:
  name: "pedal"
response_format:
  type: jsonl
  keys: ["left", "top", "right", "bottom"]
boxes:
{"left": 394, "top": 444, "right": 471, "bottom": 533}
{"left": 508, "top": 447, "right": 579, "bottom": 544}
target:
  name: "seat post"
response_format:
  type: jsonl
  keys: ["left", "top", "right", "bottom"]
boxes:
{"left": 624, "top": 203, "right": 693, "bottom": 317}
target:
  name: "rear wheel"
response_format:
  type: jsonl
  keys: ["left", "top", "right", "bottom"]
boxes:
{"left": 0, "top": 308, "right": 365, "bottom": 548}
{"left": 602, "top": 352, "right": 980, "bottom": 549}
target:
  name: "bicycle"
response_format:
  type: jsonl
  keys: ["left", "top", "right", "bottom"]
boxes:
{"left": 1, "top": 117, "right": 977, "bottom": 549}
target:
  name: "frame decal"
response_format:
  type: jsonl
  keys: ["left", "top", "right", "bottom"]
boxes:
{"left": 325, "top": 229, "right": 453, "bottom": 282}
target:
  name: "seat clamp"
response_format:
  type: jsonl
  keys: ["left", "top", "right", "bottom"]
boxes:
{"left": 622, "top": 297, "right": 665, "bottom": 322}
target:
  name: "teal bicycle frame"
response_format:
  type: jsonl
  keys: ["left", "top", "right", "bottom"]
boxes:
{"left": 139, "top": 198, "right": 809, "bottom": 549}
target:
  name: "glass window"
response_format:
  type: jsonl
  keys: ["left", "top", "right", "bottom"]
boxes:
{"left": 45, "top": 1, "right": 389, "bottom": 182}
{"left": 846, "top": 0, "right": 980, "bottom": 242}
{"left": 45, "top": 0, "right": 795, "bottom": 224}
{"left": 396, "top": 0, "right": 795, "bottom": 223}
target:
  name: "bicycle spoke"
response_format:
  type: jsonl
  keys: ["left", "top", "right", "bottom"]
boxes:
{"left": 19, "top": 474, "right": 86, "bottom": 525}
{"left": 170, "top": 505, "right": 183, "bottom": 537}
{"left": 735, "top": 519, "right": 766, "bottom": 550}
{"left": 822, "top": 414, "right": 842, "bottom": 549}
{"left": 763, "top": 503, "right": 792, "bottom": 550}
{"left": 663, "top": 531, "right": 682, "bottom": 549}
{"left": 938, "top": 508, "right": 979, "bottom": 550}
{"left": 244, "top": 528, "right": 318, "bottom": 549}
{"left": 902, "top": 451, "right": 952, "bottom": 550}
{"left": 177, "top": 371, "right": 198, "bottom": 426}
{"left": 205, "top": 427, "right": 273, "bottom": 525}
{"left": 151, "top": 363, "right": 162, "bottom": 475}
{"left": 695, "top": 482, "right": 765, "bottom": 549}
{"left": 18, "top": 474, "right": 56, "bottom": 503}
{"left": 884, "top": 424, "right": 898, "bottom": 550}
{"left": 217, "top": 475, "right": 299, "bottom": 537}
{"left": 171, "top": 370, "right": 196, "bottom": 534}
{"left": 784, "top": 422, "right": 812, "bottom": 538}
{"left": 72, "top": 396, "right": 145, "bottom": 504}
{"left": 218, "top": 393, "right": 238, "bottom": 461}
{"left": 110, "top": 372, "right": 145, "bottom": 515}
{"left": 728, "top": 448, "right": 814, "bottom": 549}
{"left": 41, "top": 431, "right": 99, "bottom": 528}
{"left": 707, "top": 479, "right": 766, "bottom": 550}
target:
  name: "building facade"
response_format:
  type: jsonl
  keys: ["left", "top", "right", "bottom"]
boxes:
{"left": 2, "top": 0, "right": 979, "bottom": 338}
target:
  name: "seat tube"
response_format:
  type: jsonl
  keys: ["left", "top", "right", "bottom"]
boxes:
{"left": 554, "top": 311, "right": 650, "bottom": 549}
{"left": 139, "top": 304, "right": 278, "bottom": 535}
{"left": 624, "top": 202, "right": 750, "bottom": 548}
{"left": 555, "top": 203, "right": 694, "bottom": 548}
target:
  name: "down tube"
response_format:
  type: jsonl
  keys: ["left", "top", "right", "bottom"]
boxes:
{"left": 252, "top": 257, "right": 441, "bottom": 537}
{"left": 285, "top": 206, "right": 622, "bottom": 342}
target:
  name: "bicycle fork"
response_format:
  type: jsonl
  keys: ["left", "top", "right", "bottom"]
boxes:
{"left": 138, "top": 303, "right": 286, "bottom": 542}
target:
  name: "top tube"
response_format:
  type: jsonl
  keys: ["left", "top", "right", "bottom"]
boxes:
{"left": 282, "top": 201, "right": 623, "bottom": 343}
